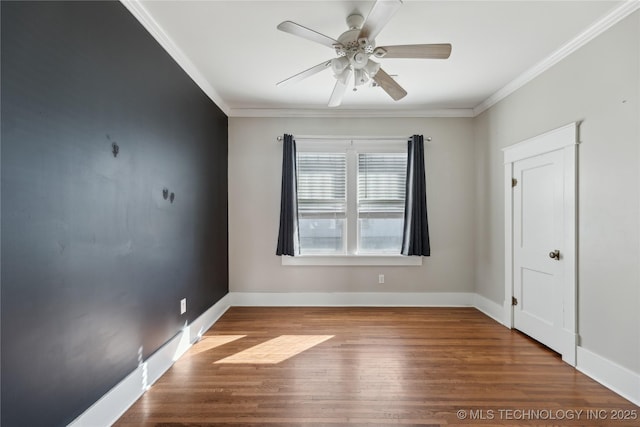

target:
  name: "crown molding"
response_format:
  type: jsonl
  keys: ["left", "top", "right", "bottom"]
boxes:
{"left": 473, "top": 0, "right": 640, "bottom": 116}
{"left": 120, "top": 0, "right": 231, "bottom": 116}
{"left": 229, "top": 108, "right": 475, "bottom": 118}
{"left": 123, "top": 0, "right": 638, "bottom": 120}
{"left": 121, "top": 0, "right": 467, "bottom": 119}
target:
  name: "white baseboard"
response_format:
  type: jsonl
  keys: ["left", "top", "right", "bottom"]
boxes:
{"left": 67, "top": 361, "right": 147, "bottom": 427}
{"left": 229, "top": 291, "right": 475, "bottom": 307}
{"left": 472, "top": 293, "right": 507, "bottom": 326}
{"left": 185, "top": 293, "right": 234, "bottom": 350}
{"left": 68, "top": 291, "right": 640, "bottom": 426}
{"left": 68, "top": 293, "right": 232, "bottom": 427}
{"left": 576, "top": 346, "right": 640, "bottom": 406}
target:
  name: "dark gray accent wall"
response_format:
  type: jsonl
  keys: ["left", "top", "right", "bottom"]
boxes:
{"left": 1, "top": 1, "right": 229, "bottom": 425}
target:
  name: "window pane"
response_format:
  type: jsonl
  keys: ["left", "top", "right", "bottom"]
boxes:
{"left": 357, "top": 153, "right": 407, "bottom": 253}
{"left": 298, "top": 217, "right": 345, "bottom": 254}
{"left": 297, "top": 152, "right": 347, "bottom": 254}
{"left": 358, "top": 217, "right": 404, "bottom": 253}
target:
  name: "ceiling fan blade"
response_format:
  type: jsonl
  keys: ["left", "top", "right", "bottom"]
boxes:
{"left": 375, "top": 43, "right": 452, "bottom": 59}
{"left": 358, "top": 0, "right": 402, "bottom": 42}
{"left": 277, "top": 21, "right": 338, "bottom": 49}
{"left": 276, "top": 60, "right": 333, "bottom": 87}
{"left": 373, "top": 68, "right": 407, "bottom": 101}
{"left": 328, "top": 69, "right": 352, "bottom": 107}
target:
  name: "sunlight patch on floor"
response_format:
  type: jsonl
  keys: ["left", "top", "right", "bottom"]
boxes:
{"left": 187, "top": 335, "right": 246, "bottom": 356}
{"left": 214, "top": 335, "right": 334, "bottom": 364}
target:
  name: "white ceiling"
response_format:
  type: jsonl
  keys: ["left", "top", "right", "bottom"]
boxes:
{"left": 132, "top": 0, "right": 627, "bottom": 115}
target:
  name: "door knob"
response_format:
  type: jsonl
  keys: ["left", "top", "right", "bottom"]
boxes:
{"left": 549, "top": 249, "right": 560, "bottom": 260}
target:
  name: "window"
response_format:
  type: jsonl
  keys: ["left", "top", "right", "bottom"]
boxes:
{"left": 297, "top": 153, "right": 347, "bottom": 254}
{"left": 296, "top": 139, "right": 407, "bottom": 256}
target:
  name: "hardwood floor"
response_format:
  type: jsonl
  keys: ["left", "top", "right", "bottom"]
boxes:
{"left": 115, "top": 307, "right": 639, "bottom": 426}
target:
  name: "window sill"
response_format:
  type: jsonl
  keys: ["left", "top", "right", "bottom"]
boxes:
{"left": 281, "top": 255, "right": 422, "bottom": 266}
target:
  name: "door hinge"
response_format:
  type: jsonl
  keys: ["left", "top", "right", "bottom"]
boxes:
{"left": 512, "top": 296, "right": 518, "bottom": 306}
{"left": 512, "top": 178, "right": 518, "bottom": 187}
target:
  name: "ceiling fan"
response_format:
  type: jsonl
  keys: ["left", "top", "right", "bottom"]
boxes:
{"left": 276, "top": 0, "right": 452, "bottom": 107}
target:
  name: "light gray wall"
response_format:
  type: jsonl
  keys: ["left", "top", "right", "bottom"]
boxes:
{"left": 228, "top": 9, "right": 639, "bottom": 376}
{"left": 229, "top": 117, "right": 475, "bottom": 293}
{"left": 474, "top": 11, "right": 640, "bottom": 372}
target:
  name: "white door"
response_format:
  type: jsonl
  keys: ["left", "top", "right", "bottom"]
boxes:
{"left": 512, "top": 149, "right": 565, "bottom": 354}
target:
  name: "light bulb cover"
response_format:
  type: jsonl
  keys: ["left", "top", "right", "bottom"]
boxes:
{"left": 363, "top": 59, "right": 381, "bottom": 78}
{"left": 331, "top": 57, "right": 349, "bottom": 74}
{"left": 352, "top": 51, "right": 368, "bottom": 68}
{"left": 335, "top": 67, "right": 352, "bottom": 85}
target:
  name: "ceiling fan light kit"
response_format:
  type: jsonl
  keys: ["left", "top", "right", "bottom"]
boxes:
{"left": 276, "top": 0, "right": 452, "bottom": 107}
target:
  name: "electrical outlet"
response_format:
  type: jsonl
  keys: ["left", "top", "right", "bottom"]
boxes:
{"left": 378, "top": 274, "right": 385, "bottom": 284}
{"left": 180, "top": 298, "right": 187, "bottom": 315}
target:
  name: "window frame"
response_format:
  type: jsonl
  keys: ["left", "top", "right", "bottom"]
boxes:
{"left": 284, "top": 138, "right": 422, "bottom": 267}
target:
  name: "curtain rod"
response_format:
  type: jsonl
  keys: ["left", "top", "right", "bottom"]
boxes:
{"left": 276, "top": 135, "right": 432, "bottom": 142}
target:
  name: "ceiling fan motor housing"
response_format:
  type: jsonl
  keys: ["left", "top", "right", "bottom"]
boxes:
{"left": 334, "top": 16, "right": 379, "bottom": 86}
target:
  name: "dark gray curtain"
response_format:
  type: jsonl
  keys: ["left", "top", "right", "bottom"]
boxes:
{"left": 401, "top": 135, "right": 430, "bottom": 256}
{"left": 276, "top": 134, "right": 299, "bottom": 256}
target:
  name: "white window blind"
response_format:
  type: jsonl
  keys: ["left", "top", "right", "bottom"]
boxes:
{"left": 358, "top": 153, "right": 407, "bottom": 218}
{"left": 297, "top": 153, "right": 346, "bottom": 216}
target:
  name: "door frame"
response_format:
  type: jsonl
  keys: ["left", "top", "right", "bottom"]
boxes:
{"left": 502, "top": 122, "right": 579, "bottom": 366}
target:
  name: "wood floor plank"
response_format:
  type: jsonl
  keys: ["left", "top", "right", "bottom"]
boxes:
{"left": 115, "top": 307, "right": 639, "bottom": 426}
